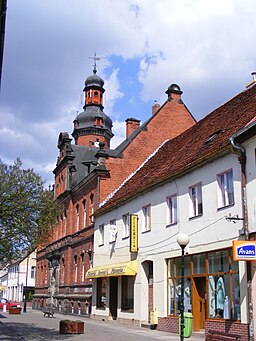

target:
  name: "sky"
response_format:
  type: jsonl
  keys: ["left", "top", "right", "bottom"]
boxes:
{"left": 0, "top": 0, "right": 256, "bottom": 186}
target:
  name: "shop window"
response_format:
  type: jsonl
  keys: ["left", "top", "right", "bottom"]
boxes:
{"left": 96, "top": 278, "right": 106, "bottom": 309}
{"left": 189, "top": 183, "right": 203, "bottom": 217}
{"left": 167, "top": 249, "right": 240, "bottom": 320}
{"left": 217, "top": 170, "right": 234, "bottom": 208}
{"left": 166, "top": 194, "right": 177, "bottom": 225}
{"left": 142, "top": 205, "right": 151, "bottom": 232}
{"left": 121, "top": 276, "right": 135, "bottom": 312}
{"left": 122, "top": 213, "right": 130, "bottom": 238}
{"left": 193, "top": 254, "right": 205, "bottom": 274}
{"left": 208, "top": 249, "right": 229, "bottom": 273}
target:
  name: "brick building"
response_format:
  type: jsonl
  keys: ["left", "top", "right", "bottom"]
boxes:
{"left": 34, "top": 64, "right": 195, "bottom": 315}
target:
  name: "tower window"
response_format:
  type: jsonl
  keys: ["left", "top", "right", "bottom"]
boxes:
{"left": 94, "top": 91, "right": 99, "bottom": 97}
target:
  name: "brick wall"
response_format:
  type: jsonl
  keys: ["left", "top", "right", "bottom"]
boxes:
{"left": 157, "top": 316, "right": 179, "bottom": 333}
{"left": 205, "top": 319, "right": 249, "bottom": 341}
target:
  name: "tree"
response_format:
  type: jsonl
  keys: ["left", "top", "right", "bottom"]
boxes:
{"left": 0, "top": 158, "right": 58, "bottom": 265}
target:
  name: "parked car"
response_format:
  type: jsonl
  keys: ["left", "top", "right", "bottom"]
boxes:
{"left": 0, "top": 298, "right": 20, "bottom": 310}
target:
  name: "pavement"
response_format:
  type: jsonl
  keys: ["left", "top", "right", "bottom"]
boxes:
{"left": 0, "top": 308, "right": 205, "bottom": 341}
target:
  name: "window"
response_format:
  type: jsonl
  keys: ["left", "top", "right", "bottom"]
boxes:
{"left": 99, "top": 224, "right": 104, "bottom": 246}
{"left": 83, "top": 200, "right": 87, "bottom": 228}
{"left": 142, "top": 205, "right": 151, "bottom": 232}
{"left": 61, "top": 258, "right": 65, "bottom": 284}
{"left": 96, "top": 278, "right": 106, "bottom": 309}
{"left": 90, "top": 194, "right": 94, "bottom": 223}
{"left": 167, "top": 194, "right": 177, "bottom": 225}
{"left": 217, "top": 170, "right": 234, "bottom": 208}
{"left": 81, "top": 253, "right": 85, "bottom": 282}
{"left": 121, "top": 276, "right": 135, "bottom": 312}
{"left": 74, "top": 256, "right": 78, "bottom": 283}
{"left": 122, "top": 214, "right": 130, "bottom": 238}
{"left": 76, "top": 204, "right": 79, "bottom": 231}
{"left": 31, "top": 266, "right": 36, "bottom": 279}
{"left": 189, "top": 183, "right": 203, "bottom": 217}
{"left": 109, "top": 219, "right": 117, "bottom": 243}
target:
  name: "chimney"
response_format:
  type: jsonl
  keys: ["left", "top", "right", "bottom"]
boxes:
{"left": 126, "top": 118, "right": 140, "bottom": 138}
{"left": 165, "top": 84, "right": 183, "bottom": 104}
{"left": 152, "top": 100, "right": 160, "bottom": 116}
{"left": 246, "top": 72, "right": 256, "bottom": 89}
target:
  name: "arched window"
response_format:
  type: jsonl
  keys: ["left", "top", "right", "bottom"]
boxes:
{"left": 61, "top": 258, "right": 65, "bottom": 285}
{"left": 81, "top": 253, "right": 85, "bottom": 282}
{"left": 90, "top": 194, "right": 94, "bottom": 223}
{"left": 83, "top": 200, "right": 87, "bottom": 228}
{"left": 74, "top": 255, "right": 78, "bottom": 283}
{"left": 76, "top": 204, "right": 79, "bottom": 231}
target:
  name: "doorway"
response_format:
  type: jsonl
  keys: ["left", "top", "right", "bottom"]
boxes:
{"left": 109, "top": 277, "right": 118, "bottom": 320}
{"left": 192, "top": 277, "right": 206, "bottom": 331}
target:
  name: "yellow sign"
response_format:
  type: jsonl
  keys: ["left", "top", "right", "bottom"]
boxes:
{"left": 86, "top": 260, "right": 137, "bottom": 278}
{"left": 232, "top": 240, "right": 256, "bottom": 261}
{"left": 130, "top": 214, "right": 138, "bottom": 253}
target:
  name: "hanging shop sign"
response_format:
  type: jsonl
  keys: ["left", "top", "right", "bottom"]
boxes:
{"left": 130, "top": 214, "right": 138, "bottom": 253}
{"left": 232, "top": 240, "right": 256, "bottom": 261}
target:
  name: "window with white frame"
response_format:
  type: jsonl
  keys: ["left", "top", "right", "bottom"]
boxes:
{"left": 189, "top": 183, "right": 203, "bottom": 217}
{"left": 99, "top": 224, "right": 104, "bottom": 246}
{"left": 74, "top": 255, "right": 78, "bottom": 283}
{"left": 31, "top": 266, "right": 36, "bottom": 279}
{"left": 81, "top": 253, "right": 85, "bottom": 282}
{"left": 76, "top": 204, "right": 79, "bottom": 231}
{"left": 122, "top": 213, "right": 130, "bottom": 238}
{"left": 217, "top": 170, "right": 234, "bottom": 208}
{"left": 90, "top": 194, "right": 94, "bottom": 223}
{"left": 142, "top": 205, "right": 151, "bottom": 232}
{"left": 109, "top": 219, "right": 117, "bottom": 243}
{"left": 167, "top": 194, "right": 177, "bottom": 225}
{"left": 83, "top": 200, "right": 86, "bottom": 227}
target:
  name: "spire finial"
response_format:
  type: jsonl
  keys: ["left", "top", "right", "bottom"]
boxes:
{"left": 89, "top": 52, "right": 102, "bottom": 74}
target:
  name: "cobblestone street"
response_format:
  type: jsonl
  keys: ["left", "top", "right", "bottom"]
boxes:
{"left": 0, "top": 309, "right": 205, "bottom": 341}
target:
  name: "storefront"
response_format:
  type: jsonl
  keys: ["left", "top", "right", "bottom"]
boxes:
{"left": 167, "top": 248, "right": 240, "bottom": 331}
{"left": 86, "top": 261, "right": 137, "bottom": 322}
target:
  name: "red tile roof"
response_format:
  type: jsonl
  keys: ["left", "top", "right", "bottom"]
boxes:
{"left": 97, "top": 85, "right": 256, "bottom": 215}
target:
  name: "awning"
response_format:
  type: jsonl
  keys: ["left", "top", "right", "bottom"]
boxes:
{"left": 86, "top": 260, "right": 137, "bottom": 278}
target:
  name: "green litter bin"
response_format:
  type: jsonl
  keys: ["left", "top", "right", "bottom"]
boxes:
{"left": 179, "top": 312, "right": 193, "bottom": 338}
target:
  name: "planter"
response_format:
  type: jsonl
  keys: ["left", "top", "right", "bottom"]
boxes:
{"left": 9, "top": 307, "right": 22, "bottom": 314}
{"left": 59, "top": 320, "right": 84, "bottom": 334}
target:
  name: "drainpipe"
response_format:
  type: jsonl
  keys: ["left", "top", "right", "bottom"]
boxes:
{"left": 230, "top": 137, "right": 254, "bottom": 340}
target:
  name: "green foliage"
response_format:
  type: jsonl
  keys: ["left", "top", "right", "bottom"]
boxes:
{"left": 0, "top": 158, "right": 59, "bottom": 264}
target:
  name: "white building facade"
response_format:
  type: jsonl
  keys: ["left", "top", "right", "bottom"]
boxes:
{"left": 5, "top": 250, "right": 37, "bottom": 303}
{"left": 88, "top": 83, "right": 256, "bottom": 340}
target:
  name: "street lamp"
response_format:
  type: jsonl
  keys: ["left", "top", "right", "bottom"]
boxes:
{"left": 177, "top": 233, "right": 190, "bottom": 341}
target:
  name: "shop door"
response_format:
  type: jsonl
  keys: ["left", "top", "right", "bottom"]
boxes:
{"left": 192, "top": 277, "right": 206, "bottom": 331}
{"left": 109, "top": 277, "right": 118, "bottom": 320}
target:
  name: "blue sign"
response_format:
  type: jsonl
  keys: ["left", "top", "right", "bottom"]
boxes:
{"left": 237, "top": 245, "right": 256, "bottom": 258}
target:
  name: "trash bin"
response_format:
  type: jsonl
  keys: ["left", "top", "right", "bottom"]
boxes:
{"left": 179, "top": 312, "right": 193, "bottom": 338}
{"left": 150, "top": 308, "right": 158, "bottom": 324}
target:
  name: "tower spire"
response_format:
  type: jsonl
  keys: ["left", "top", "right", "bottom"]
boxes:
{"left": 89, "top": 52, "right": 102, "bottom": 74}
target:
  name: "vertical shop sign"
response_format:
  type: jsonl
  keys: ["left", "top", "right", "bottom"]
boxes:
{"left": 130, "top": 214, "right": 138, "bottom": 253}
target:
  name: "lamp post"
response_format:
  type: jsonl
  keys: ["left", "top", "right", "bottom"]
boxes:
{"left": 177, "top": 233, "right": 190, "bottom": 341}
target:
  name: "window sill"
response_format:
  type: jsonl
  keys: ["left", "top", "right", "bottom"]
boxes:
{"left": 189, "top": 213, "right": 203, "bottom": 221}
{"left": 142, "top": 229, "right": 151, "bottom": 234}
{"left": 217, "top": 203, "right": 235, "bottom": 211}
{"left": 166, "top": 222, "right": 177, "bottom": 228}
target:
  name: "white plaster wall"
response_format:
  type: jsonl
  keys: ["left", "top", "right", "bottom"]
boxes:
{"left": 94, "top": 151, "right": 246, "bottom": 322}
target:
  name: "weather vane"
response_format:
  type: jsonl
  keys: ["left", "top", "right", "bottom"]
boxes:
{"left": 89, "top": 52, "right": 102, "bottom": 74}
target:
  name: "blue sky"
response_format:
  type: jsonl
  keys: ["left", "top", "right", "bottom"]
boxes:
{"left": 0, "top": 0, "right": 256, "bottom": 186}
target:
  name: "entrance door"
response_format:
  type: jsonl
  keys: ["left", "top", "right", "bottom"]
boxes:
{"left": 192, "top": 277, "right": 206, "bottom": 331}
{"left": 109, "top": 277, "right": 118, "bottom": 320}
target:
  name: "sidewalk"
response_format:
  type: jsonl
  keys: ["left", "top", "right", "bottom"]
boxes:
{"left": 0, "top": 308, "right": 205, "bottom": 341}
